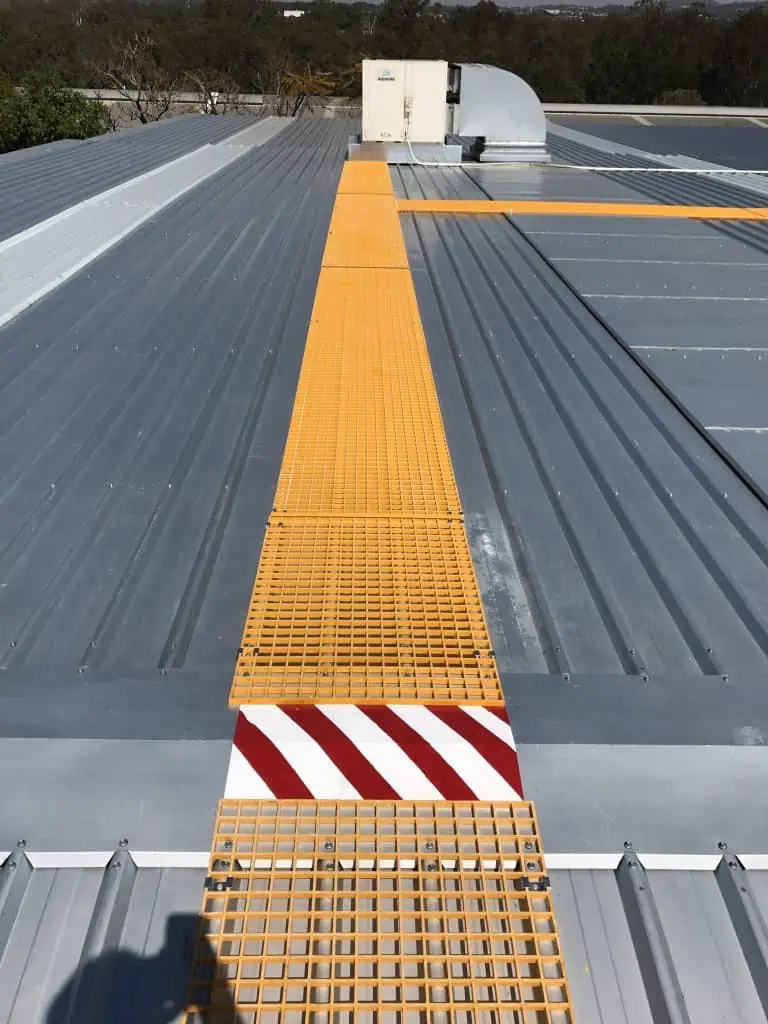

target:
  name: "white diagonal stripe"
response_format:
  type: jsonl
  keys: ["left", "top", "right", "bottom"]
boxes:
{"left": 225, "top": 746, "right": 275, "bottom": 799}
{"left": 241, "top": 706, "right": 362, "bottom": 799}
{"left": 461, "top": 706, "right": 517, "bottom": 750}
{"left": 318, "top": 705, "right": 443, "bottom": 800}
{"left": 390, "top": 706, "right": 520, "bottom": 800}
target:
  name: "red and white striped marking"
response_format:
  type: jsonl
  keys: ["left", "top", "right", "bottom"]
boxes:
{"left": 226, "top": 704, "right": 522, "bottom": 801}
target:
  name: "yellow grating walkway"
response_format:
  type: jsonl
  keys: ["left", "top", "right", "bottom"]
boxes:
{"left": 273, "top": 269, "right": 459, "bottom": 517}
{"left": 230, "top": 519, "right": 497, "bottom": 704}
{"left": 185, "top": 800, "right": 573, "bottom": 1023}
{"left": 229, "top": 161, "right": 504, "bottom": 705}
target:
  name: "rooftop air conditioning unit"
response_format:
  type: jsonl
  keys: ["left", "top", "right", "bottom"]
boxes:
{"left": 353, "top": 60, "right": 462, "bottom": 164}
{"left": 349, "top": 59, "right": 550, "bottom": 165}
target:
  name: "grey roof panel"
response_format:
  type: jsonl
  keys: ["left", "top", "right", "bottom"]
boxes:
{"left": 0, "top": 118, "right": 347, "bottom": 744}
{"left": 556, "top": 120, "right": 768, "bottom": 171}
{"left": 0, "top": 114, "right": 260, "bottom": 242}
{"left": 554, "top": 862, "right": 768, "bottom": 1024}
{"left": 0, "top": 854, "right": 206, "bottom": 1024}
{"left": 400, "top": 199, "right": 768, "bottom": 698}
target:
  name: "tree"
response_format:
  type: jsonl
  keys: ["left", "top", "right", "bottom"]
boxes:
{"left": 0, "top": 71, "right": 110, "bottom": 153}
{"left": 95, "top": 32, "right": 178, "bottom": 123}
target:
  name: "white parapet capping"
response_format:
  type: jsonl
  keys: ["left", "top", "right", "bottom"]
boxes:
{"left": 0, "top": 117, "right": 288, "bottom": 331}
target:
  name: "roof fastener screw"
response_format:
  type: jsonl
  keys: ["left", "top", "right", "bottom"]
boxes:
{"left": 729, "top": 860, "right": 738, "bottom": 869}
{"left": 8, "top": 861, "right": 16, "bottom": 870}
{"left": 427, "top": 863, "right": 437, "bottom": 871}
{"left": 16, "top": 839, "right": 26, "bottom": 849}
{"left": 119, "top": 838, "right": 129, "bottom": 848}
{"left": 224, "top": 840, "right": 233, "bottom": 850}
{"left": 324, "top": 841, "right": 335, "bottom": 852}
{"left": 525, "top": 861, "right": 537, "bottom": 871}
{"left": 624, "top": 840, "right": 633, "bottom": 850}
{"left": 718, "top": 841, "right": 728, "bottom": 851}
{"left": 523, "top": 841, "right": 535, "bottom": 852}
{"left": 425, "top": 841, "right": 435, "bottom": 851}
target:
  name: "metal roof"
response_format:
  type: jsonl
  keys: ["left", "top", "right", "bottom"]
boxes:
{"left": 3, "top": 112, "right": 768, "bottom": 1022}
{"left": 3, "top": 852, "right": 768, "bottom": 1024}
{"left": 0, "top": 117, "right": 348, "bottom": 852}
{"left": 0, "top": 114, "right": 258, "bottom": 242}
{"left": 550, "top": 117, "right": 768, "bottom": 171}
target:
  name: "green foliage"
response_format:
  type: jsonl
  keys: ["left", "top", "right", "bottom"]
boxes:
{"left": 1, "top": 0, "right": 768, "bottom": 110}
{"left": 0, "top": 71, "right": 110, "bottom": 153}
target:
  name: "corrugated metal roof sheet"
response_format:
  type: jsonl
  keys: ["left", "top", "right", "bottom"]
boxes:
{"left": 0, "top": 114, "right": 259, "bottom": 242}
{"left": 0, "top": 118, "right": 347, "bottom": 742}
{"left": 551, "top": 119, "right": 768, "bottom": 171}
{"left": 397, "top": 167, "right": 768, "bottom": 679}
{"left": 3, "top": 853, "right": 768, "bottom": 1024}
{"left": 0, "top": 852, "right": 205, "bottom": 1024}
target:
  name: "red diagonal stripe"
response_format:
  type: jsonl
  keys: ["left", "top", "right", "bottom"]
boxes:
{"left": 487, "top": 705, "right": 511, "bottom": 724}
{"left": 234, "top": 711, "right": 312, "bottom": 799}
{"left": 428, "top": 706, "right": 524, "bottom": 797}
{"left": 359, "top": 706, "right": 477, "bottom": 800}
{"left": 280, "top": 705, "right": 400, "bottom": 799}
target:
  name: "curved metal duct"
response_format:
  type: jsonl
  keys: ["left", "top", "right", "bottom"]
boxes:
{"left": 455, "top": 63, "right": 550, "bottom": 163}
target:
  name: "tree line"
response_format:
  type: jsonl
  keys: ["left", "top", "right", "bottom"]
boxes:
{"left": 1, "top": 0, "right": 768, "bottom": 152}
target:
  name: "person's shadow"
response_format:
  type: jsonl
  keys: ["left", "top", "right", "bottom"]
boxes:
{"left": 46, "top": 912, "right": 246, "bottom": 1023}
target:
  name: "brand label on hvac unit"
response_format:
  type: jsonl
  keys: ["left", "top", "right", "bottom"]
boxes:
{"left": 377, "top": 68, "right": 396, "bottom": 81}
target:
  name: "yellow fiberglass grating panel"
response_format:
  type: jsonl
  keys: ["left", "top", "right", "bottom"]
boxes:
{"left": 338, "top": 160, "right": 394, "bottom": 195}
{"left": 229, "top": 518, "right": 502, "bottom": 705}
{"left": 274, "top": 270, "right": 459, "bottom": 516}
{"left": 322, "top": 194, "right": 409, "bottom": 269}
{"left": 185, "top": 799, "right": 574, "bottom": 1024}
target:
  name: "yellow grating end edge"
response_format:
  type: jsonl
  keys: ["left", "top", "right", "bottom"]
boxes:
{"left": 184, "top": 799, "right": 574, "bottom": 1024}
{"left": 338, "top": 161, "right": 394, "bottom": 195}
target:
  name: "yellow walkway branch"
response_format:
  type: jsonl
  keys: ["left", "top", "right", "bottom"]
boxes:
{"left": 396, "top": 197, "right": 768, "bottom": 220}
{"left": 185, "top": 799, "right": 574, "bottom": 1024}
{"left": 229, "top": 163, "right": 505, "bottom": 706}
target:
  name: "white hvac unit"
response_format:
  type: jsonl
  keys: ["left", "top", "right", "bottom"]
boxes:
{"left": 352, "top": 59, "right": 550, "bottom": 164}
{"left": 361, "top": 60, "right": 449, "bottom": 145}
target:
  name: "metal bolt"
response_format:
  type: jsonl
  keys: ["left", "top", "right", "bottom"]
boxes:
{"left": 425, "top": 841, "right": 435, "bottom": 852}
{"left": 119, "top": 838, "right": 129, "bottom": 849}
{"left": 16, "top": 839, "right": 26, "bottom": 849}
{"left": 324, "top": 841, "right": 335, "bottom": 852}
{"left": 623, "top": 840, "right": 633, "bottom": 850}
{"left": 525, "top": 861, "right": 537, "bottom": 871}
{"left": 427, "top": 863, "right": 437, "bottom": 871}
{"left": 223, "top": 840, "right": 233, "bottom": 850}
{"left": 523, "top": 841, "right": 535, "bottom": 853}
{"left": 718, "top": 841, "right": 728, "bottom": 851}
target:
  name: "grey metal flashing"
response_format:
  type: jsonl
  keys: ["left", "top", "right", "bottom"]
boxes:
{"left": 0, "top": 118, "right": 289, "bottom": 330}
{"left": 0, "top": 114, "right": 260, "bottom": 243}
{"left": 0, "top": 118, "right": 347, "bottom": 745}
